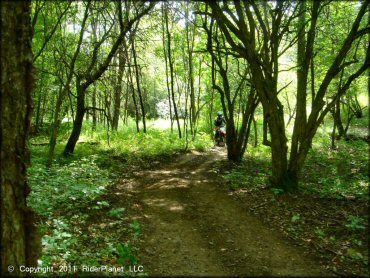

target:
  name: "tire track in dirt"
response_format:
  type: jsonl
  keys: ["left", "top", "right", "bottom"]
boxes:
{"left": 117, "top": 148, "right": 332, "bottom": 277}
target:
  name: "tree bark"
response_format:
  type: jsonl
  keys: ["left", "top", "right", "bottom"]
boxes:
{"left": 47, "top": 84, "right": 64, "bottom": 166}
{"left": 64, "top": 79, "right": 86, "bottom": 155}
{"left": 164, "top": 3, "right": 182, "bottom": 138}
{"left": 161, "top": 3, "right": 173, "bottom": 131}
{"left": 131, "top": 34, "right": 147, "bottom": 133}
{"left": 185, "top": 3, "right": 196, "bottom": 138}
{"left": 207, "top": 0, "right": 369, "bottom": 189}
{"left": 123, "top": 37, "right": 140, "bottom": 132}
{"left": 112, "top": 46, "right": 125, "bottom": 131}
{"left": 92, "top": 84, "right": 97, "bottom": 130}
{"left": 204, "top": 16, "right": 258, "bottom": 162}
{"left": 49, "top": 1, "right": 90, "bottom": 161}
{"left": 1, "top": 2, "right": 41, "bottom": 275}
{"left": 63, "top": 2, "right": 154, "bottom": 153}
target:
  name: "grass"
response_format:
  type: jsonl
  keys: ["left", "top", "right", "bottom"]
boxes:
{"left": 27, "top": 113, "right": 368, "bottom": 275}
{"left": 219, "top": 110, "right": 369, "bottom": 276}
{"left": 27, "top": 118, "right": 212, "bottom": 276}
{"left": 222, "top": 110, "right": 369, "bottom": 199}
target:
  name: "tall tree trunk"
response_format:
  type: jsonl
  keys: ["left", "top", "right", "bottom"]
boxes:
{"left": 267, "top": 106, "right": 293, "bottom": 189}
{"left": 331, "top": 106, "right": 337, "bottom": 149}
{"left": 185, "top": 3, "right": 196, "bottom": 138}
{"left": 64, "top": 80, "right": 86, "bottom": 155}
{"left": 34, "top": 89, "right": 42, "bottom": 133}
{"left": 290, "top": 0, "right": 309, "bottom": 170}
{"left": 131, "top": 36, "right": 147, "bottom": 133}
{"left": 252, "top": 116, "right": 258, "bottom": 147}
{"left": 47, "top": 84, "right": 64, "bottom": 166}
{"left": 205, "top": 18, "right": 258, "bottom": 162}
{"left": 123, "top": 79, "right": 129, "bottom": 125}
{"left": 161, "top": 3, "right": 173, "bottom": 131}
{"left": 40, "top": 90, "right": 47, "bottom": 127}
{"left": 92, "top": 84, "right": 97, "bottom": 130}
{"left": 112, "top": 46, "right": 125, "bottom": 131}
{"left": 49, "top": 1, "right": 90, "bottom": 160}
{"left": 1, "top": 2, "right": 41, "bottom": 275}
{"left": 124, "top": 38, "right": 140, "bottom": 133}
{"left": 164, "top": 3, "right": 182, "bottom": 138}
{"left": 208, "top": 0, "right": 369, "bottom": 189}
{"left": 34, "top": 55, "right": 45, "bottom": 133}
{"left": 63, "top": 2, "right": 154, "bottom": 154}
{"left": 333, "top": 98, "right": 345, "bottom": 139}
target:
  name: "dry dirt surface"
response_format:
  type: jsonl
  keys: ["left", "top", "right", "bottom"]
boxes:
{"left": 116, "top": 148, "right": 332, "bottom": 277}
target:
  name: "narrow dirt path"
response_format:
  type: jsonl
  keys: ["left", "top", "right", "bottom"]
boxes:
{"left": 116, "top": 149, "right": 332, "bottom": 277}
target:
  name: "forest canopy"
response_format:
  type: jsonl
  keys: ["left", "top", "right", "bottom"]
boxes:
{"left": 2, "top": 0, "right": 368, "bottom": 276}
{"left": 31, "top": 0, "right": 369, "bottom": 189}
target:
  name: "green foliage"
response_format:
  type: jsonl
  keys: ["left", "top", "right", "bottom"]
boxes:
{"left": 117, "top": 243, "right": 137, "bottom": 265}
{"left": 223, "top": 170, "right": 250, "bottom": 190}
{"left": 130, "top": 221, "right": 141, "bottom": 241}
{"left": 108, "top": 208, "right": 125, "bottom": 219}
{"left": 347, "top": 248, "right": 364, "bottom": 261}
{"left": 28, "top": 155, "right": 111, "bottom": 217}
{"left": 28, "top": 119, "right": 214, "bottom": 274}
{"left": 345, "top": 215, "right": 365, "bottom": 231}
{"left": 116, "top": 221, "right": 142, "bottom": 266}
{"left": 301, "top": 121, "right": 369, "bottom": 200}
{"left": 291, "top": 213, "right": 301, "bottom": 223}
{"left": 314, "top": 227, "right": 326, "bottom": 238}
{"left": 271, "top": 188, "right": 285, "bottom": 195}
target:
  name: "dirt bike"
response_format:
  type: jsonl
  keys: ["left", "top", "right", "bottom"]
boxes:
{"left": 214, "top": 126, "right": 226, "bottom": 146}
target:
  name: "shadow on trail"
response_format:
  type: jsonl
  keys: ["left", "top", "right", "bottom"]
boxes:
{"left": 115, "top": 148, "right": 331, "bottom": 277}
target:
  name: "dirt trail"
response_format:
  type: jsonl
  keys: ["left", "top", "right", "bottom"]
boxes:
{"left": 117, "top": 148, "right": 331, "bottom": 277}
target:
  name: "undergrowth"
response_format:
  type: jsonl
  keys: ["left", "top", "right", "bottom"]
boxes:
{"left": 220, "top": 113, "right": 369, "bottom": 276}
{"left": 27, "top": 119, "right": 212, "bottom": 276}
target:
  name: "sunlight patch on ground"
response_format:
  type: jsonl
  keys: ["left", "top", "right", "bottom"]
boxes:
{"left": 148, "top": 169, "right": 177, "bottom": 176}
{"left": 142, "top": 198, "right": 184, "bottom": 212}
{"left": 147, "top": 178, "right": 189, "bottom": 190}
{"left": 147, "top": 119, "right": 172, "bottom": 130}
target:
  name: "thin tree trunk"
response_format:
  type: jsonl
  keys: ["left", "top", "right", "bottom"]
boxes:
{"left": 50, "top": 2, "right": 90, "bottom": 159}
{"left": 252, "top": 116, "right": 258, "bottom": 147}
{"left": 164, "top": 3, "right": 182, "bottom": 138}
{"left": 131, "top": 36, "right": 147, "bottom": 133}
{"left": 40, "top": 89, "right": 47, "bottom": 126}
{"left": 124, "top": 38, "right": 140, "bottom": 133}
{"left": 92, "top": 84, "right": 97, "bottom": 130}
{"left": 34, "top": 55, "right": 45, "bottom": 133}
{"left": 162, "top": 3, "right": 173, "bottom": 132}
{"left": 47, "top": 84, "right": 64, "bottom": 166}
{"left": 123, "top": 79, "right": 129, "bottom": 125}
{"left": 63, "top": 2, "right": 154, "bottom": 154}
{"left": 185, "top": 3, "right": 196, "bottom": 138}
{"left": 331, "top": 106, "right": 337, "bottom": 149}
{"left": 112, "top": 46, "right": 125, "bottom": 131}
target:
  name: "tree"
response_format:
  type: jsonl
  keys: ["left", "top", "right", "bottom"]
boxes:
{"left": 206, "top": 0, "right": 369, "bottom": 190}
{"left": 131, "top": 23, "right": 147, "bottom": 133}
{"left": 63, "top": 1, "right": 155, "bottom": 155}
{"left": 111, "top": 45, "right": 125, "bottom": 131}
{"left": 163, "top": 2, "right": 182, "bottom": 139}
{"left": 202, "top": 12, "right": 258, "bottom": 162}
{"left": 1, "top": 1, "right": 40, "bottom": 275}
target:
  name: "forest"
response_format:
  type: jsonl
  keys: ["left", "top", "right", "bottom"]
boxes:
{"left": 1, "top": 0, "right": 369, "bottom": 277}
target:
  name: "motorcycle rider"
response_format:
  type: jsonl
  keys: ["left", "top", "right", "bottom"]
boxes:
{"left": 214, "top": 112, "right": 226, "bottom": 144}
{"left": 215, "top": 111, "right": 226, "bottom": 128}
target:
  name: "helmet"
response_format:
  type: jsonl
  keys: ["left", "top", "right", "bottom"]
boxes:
{"left": 217, "top": 111, "right": 223, "bottom": 117}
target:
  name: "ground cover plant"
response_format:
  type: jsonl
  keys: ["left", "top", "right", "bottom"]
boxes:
{"left": 221, "top": 114, "right": 369, "bottom": 276}
{"left": 2, "top": 1, "right": 369, "bottom": 276}
{"left": 27, "top": 120, "right": 211, "bottom": 276}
